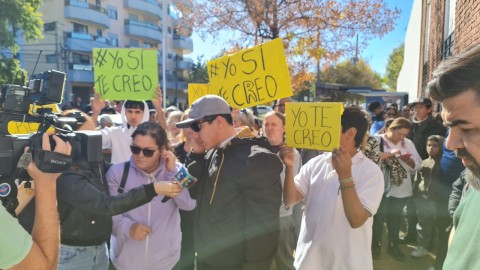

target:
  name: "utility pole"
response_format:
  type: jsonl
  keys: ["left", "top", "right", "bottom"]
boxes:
{"left": 55, "top": 22, "right": 60, "bottom": 70}
{"left": 161, "top": 0, "right": 167, "bottom": 108}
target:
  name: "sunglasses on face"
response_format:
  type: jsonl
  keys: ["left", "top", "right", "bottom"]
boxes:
{"left": 130, "top": 145, "right": 158, "bottom": 157}
{"left": 190, "top": 115, "right": 218, "bottom": 132}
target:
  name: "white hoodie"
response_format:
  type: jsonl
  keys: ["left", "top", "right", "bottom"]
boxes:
{"left": 100, "top": 101, "right": 150, "bottom": 164}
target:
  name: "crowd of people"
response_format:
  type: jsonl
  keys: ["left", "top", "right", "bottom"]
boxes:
{"left": 5, "top": 43, "right": 480, "bottom": 270}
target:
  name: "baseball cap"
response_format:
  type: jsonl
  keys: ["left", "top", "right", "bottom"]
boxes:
{"left": 409, "top": 97, "right": 433, "bottom": 108}
{"left": 176, "top": 95, "right": 231, "bottom": 128}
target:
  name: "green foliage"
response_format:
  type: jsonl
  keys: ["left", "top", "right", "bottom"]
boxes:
{"left": 187, "top": 56, "right": 209, "bottom": 83}
{"left": 384, "top": 43, "right": 404, "bottom": 92}
{"left": 0, "top": 55, "right": 21, "bottom": 86}
{"left": 0, "top": 0, "right": 43, "bottom": 85}
{"left": 320, "top": 59, "right": 383, "bottom": 89}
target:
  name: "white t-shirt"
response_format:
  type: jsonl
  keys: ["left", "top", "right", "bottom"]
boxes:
{"left": 380, "top": 134, "right": 422, "bottom": 198}
{"left": 294, "top": 151, "right": 384, "bottom": 270}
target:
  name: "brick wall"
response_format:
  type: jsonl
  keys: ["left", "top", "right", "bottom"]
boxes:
{"left": 425, "top": 0, "right": 480, "bottom": 84}
{"left": 454, "top": 0, "right": 480, "bottom": 52}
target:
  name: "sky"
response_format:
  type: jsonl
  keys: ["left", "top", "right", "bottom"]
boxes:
{"left": 189, "top": 0, "right": 413, "bottom": 76}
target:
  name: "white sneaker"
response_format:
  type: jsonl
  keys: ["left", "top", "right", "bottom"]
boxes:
{"left": 411, "top": 246, "right": 428, "bottom": 258}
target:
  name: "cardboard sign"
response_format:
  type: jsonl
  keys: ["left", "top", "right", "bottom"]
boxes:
{"left": 93, "top": 48, "right": 158, "bottom": 101}
{"left": 207, "top": 38, "right": 292, "bottom": 108}
{"left": 285, "top": 102, "right": 344, "bottom": 151}
{"left": 187, "top": 84, "right": 212, "bottom": 106}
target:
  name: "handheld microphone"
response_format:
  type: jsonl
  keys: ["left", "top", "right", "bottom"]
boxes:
{"left": 162, "top": 166, "right": 197, "bottom": 203}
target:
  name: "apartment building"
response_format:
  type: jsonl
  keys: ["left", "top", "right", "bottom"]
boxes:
{"left": 398, "top": 0, "right": 480, "bottom": 100}
{"left": 20, "top": 0, "right": 193, "bottom": 109}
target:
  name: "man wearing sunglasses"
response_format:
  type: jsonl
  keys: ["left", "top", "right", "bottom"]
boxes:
{"left": 177, "top": 95, "right": 283, "bottom": 270}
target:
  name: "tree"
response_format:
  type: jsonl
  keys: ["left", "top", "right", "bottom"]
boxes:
{"left": 178, "top": 0, "right": 400, "bottom": 94}
{"left": 384, "top": 43, "right": 404, "bottom": 92}
{"left": 0, "top": 0, "right": 43, "bottom": 85}
{"left": 187, "top": 56, "right": 209, "bottom": 83}
{"left": 320, "top": 59, "right": 383, "bottom": 89}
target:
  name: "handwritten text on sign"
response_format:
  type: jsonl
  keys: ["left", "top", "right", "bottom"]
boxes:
{"left": 285, "top": 103, "right": 344, "bottom": 151}
{"left": 207, "top": 38, "right": 292, "bottom": 108}
{"left": 188, "top": 84, "right": 212, "bottom": 106}
{"left": 93, "top": 48, "right": 158, "bottom": 101}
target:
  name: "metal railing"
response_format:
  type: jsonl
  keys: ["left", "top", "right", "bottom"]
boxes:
{"left": 64, "top": 0, "right": 109, "bottom": 16}
{"left": 441, "top": 31, "right": 454, "bottom": 60}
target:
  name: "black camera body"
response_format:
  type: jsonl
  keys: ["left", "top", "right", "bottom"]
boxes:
{"left": 0, "top": 69, "right": 103, "bottom": 215}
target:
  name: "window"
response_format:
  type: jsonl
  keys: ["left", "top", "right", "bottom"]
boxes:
{"left": 168, "top": 27, "right": 172, "bottom": 34}
{"left": 442, "top": 0, "right": 456, "bottom": 59}
{"left": 129, "top": 13, "right": 139, "bottom": 21}
{"left": 109, "top": 33, "right": 118, "bottom": 47}
{"left": 73, "top": 22, "right": 88, "bottom": 34}
{"left": 44, "top": 22, "right": 56, "bottom": 31}
{"left": 96, "top": 29, "right": 103, "bottom": 37}
{"left": 107, "top": 6, "right": 117, "bottom": 20}
{"left": 72, "top": 53, "right": 90, "bottom": 65}
{"left": 130, "top": 39, "right": 139, "bottom": 47}
{"left": 167, "top": 53, "right": 172, "bottom": 59}
{"left": 46, "top": 54, "right": 57, "bottom": 63}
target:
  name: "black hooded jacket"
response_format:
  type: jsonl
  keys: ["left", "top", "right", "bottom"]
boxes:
{"left": 188, "top": 136, "right": 283, "bottom": 270}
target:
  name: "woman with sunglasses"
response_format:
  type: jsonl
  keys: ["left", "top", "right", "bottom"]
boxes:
{"left": 107, "top": 122, "right": 196, "bottom": 270}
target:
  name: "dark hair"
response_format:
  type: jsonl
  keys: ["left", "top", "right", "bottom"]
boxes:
{"left": 426, "top": 135, "right": 445, "bottom": 157}
{"left": 219, "top": 114, "right": 233, "bottom": 125}
{"left": 428, "top": 43, "right": 480, "bottom": 102}
{"left": 131, "top": 122, "right": 171, "bottom": 151}
{"left": 341, "top": 107, "right": 368, "bottom": 148}
{"left": 368, "top": 101, "right": 382, "bottom": 112}
{"left": 124, "top": 100, "right": 145, "bottom": 110}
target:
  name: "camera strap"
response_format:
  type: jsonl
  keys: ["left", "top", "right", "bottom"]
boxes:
{"left": 33, "top": 150, "right": 72, "bottom": 173}
{"left": 117, "top": 161, "right": 130, "bottom": 194}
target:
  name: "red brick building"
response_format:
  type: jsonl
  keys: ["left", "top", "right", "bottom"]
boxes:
{"left": 419, "top": 0, "right": 480, "bottom": 95}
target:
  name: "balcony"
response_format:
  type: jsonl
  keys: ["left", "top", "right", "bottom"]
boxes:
{"left": 64, "top": 0, "right": 110, "bottom": 28}
{"left": 68, "top": 63, "right": 94, "bottom": 83}
{"left": 124, "top": 0, "right": 162, "bottom": 19}
{"left": 176, "top": 56, "right": 193, "bottom": 70}
{"left": 125, "top": 19, "right": 162, "bottom": 43}
{"left": 173, "top": 35, "right": 193, "bottom": 54}
{"left": 65, "top": 32, "right": 114, "bottom": 52}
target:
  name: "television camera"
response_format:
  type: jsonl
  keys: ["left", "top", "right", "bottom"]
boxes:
{"left": 0, "top": 70, "right": 103, "bottom": 215}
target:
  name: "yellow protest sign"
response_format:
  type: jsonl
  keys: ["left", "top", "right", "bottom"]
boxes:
{"left": 188, "top": 84, "right": 212, "bottom": 106}
{"left": 93, "top": 48, "right": 158, "bottom": 101}
{"left": 285, "top": 102, "right": 344, "bottom": 151}
{"left": 7, "top": 121, "right": 55, "bottom": 135}
{"left": 207, "top": 38, "right": 292, "bottom": 108}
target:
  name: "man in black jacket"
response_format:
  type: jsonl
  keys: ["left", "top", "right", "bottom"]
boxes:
{"left": 177, "top": 95, "right": 283, "bottom": 270}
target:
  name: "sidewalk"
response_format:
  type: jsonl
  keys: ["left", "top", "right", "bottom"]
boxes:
{"left": 373, "top": 242, "right": 436, "bottom": 270}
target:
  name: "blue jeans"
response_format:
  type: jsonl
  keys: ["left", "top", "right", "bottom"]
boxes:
{"left": 57, "top": 243, "right": 109, "bottom": 270}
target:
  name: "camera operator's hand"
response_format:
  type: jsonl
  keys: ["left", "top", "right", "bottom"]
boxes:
{"left": 27, "top": 133, "right": 72, "bottom": 181}
{"left": 9, "top": 133, "right": 72, "bottom": 270}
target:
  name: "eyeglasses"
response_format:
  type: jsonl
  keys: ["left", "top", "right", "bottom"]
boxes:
{"left": 190, "top": 115, "right": 218, "bottom": 132}
{"left": 130, "top": 145, "right": 158, "bottom": 157}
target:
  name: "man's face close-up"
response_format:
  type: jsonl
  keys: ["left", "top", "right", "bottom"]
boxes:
{"left": 442, "top": 89, "right": 480, "bottom": 183}
{"left": 125, "top": 108, "right": 144, "bottom": 127}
